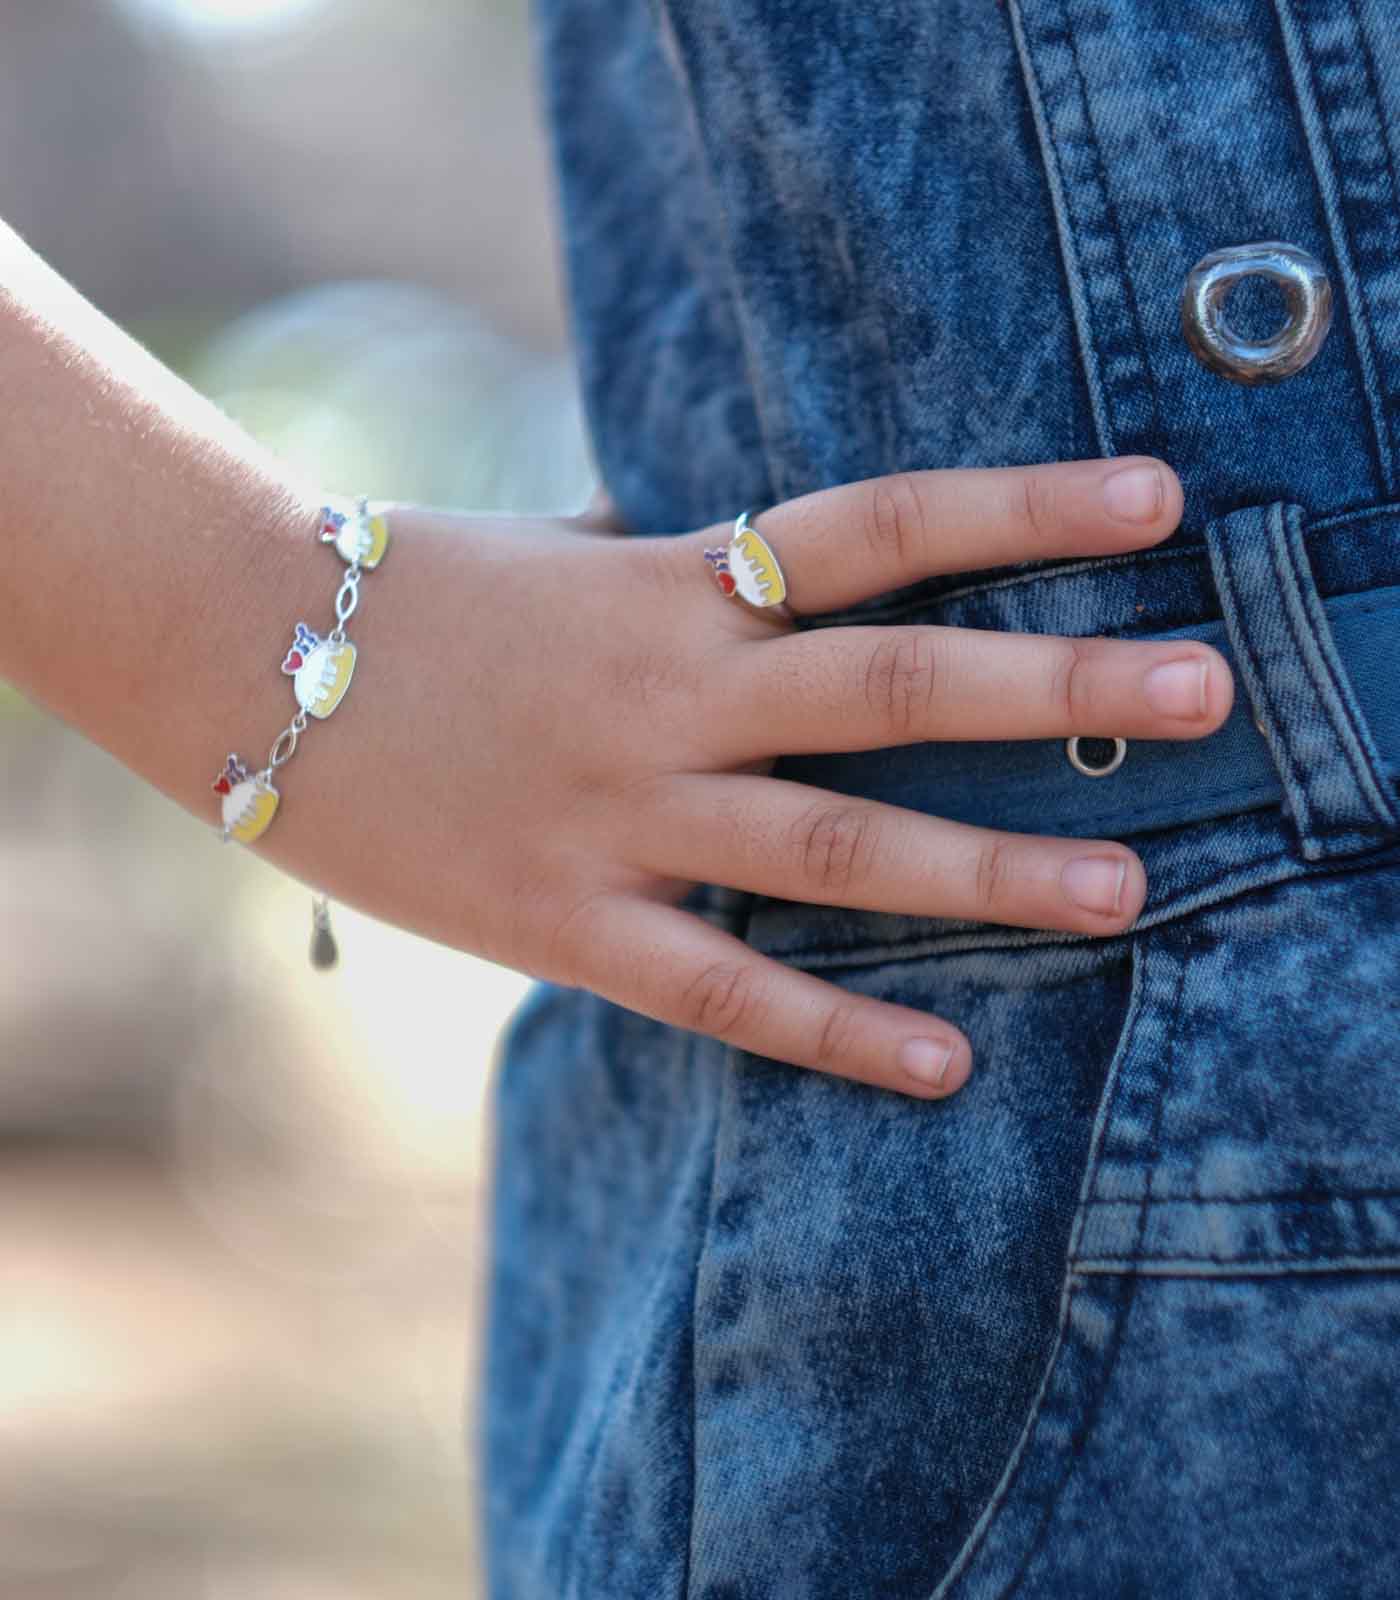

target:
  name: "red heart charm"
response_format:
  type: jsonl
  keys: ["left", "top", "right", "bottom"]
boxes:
{"left": 718, "top": 572, "right": 737, "bottom": 596}
{"left": 212, "top": 775, "right": 231, "bottom": 795}
{"left": 282, "top": 650, "right": 304, "bottom": 673}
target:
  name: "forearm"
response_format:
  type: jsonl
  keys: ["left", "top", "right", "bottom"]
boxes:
{"left": 0, "top": 216, "right": 332, "bottom": 833}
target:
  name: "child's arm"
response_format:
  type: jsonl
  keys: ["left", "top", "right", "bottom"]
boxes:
{"left": 0, "top": 214, "right": 330, "bottom": 823}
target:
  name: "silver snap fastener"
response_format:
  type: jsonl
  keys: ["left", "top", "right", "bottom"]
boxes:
{"left": 1181, "top": 241, "right": 1331, "bottom": 384}
{"left": 1066, "top": 736, "right": 1127, "bottom": 778}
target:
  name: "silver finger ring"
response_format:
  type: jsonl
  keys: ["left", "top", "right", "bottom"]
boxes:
{"left": 703, "top": 509, "right": 798, "bottom": 627}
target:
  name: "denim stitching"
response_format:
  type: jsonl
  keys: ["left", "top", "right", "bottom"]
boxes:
{"left": 1002, "top": 0, "right": 1115, "bottom": 459}
{"left": 1265, "top": 505, "right": 1352, "bottom": 827}
{"left": 1311, "top": 496, "right": 1400, "bottom": 531}
{"left": 926, "top": 941, "right": 1152, "bottom": 1600}
{"left": 1350, "top": 0, "right": 1400, "bottom": 232}
{"left": 1073, "top": 1255, "right": 1400, "bottom": 1277}
{"left": 1269, "top": 0, "right": 1393, "bottom": 493}
{"left": 1279, "top": 504, "right": 1398, "bottom": 822}
{"left": 1271, "top": 505, "right": 1392, "bottom": 824}
{"left": 998, "top": 942, "right": 1188, "bottom": 1597}
{"left": 1072, "top": 941, "right": 1147, "bottom": 1242}
{"left": 1346, "top": 0, "right": 1400, "bottom": 314}
{"left": 1057, "top": 0, "right": 1162, "bottom": 452}
{"left": 1244, "top": 514, "right": 1317, "bottom": 827}
{"left": 1087, "top": 1188, "right": 1400, "bottom": 1205}
{"left": 1082, "top": 1248, "right": 1400, "bottom": 1266}
{"left": 645, "top": 10, "right": 788, "bottom": 509}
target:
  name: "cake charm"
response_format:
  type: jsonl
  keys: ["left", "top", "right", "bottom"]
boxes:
{"left": 209, "top": 489, "right": 388, "bottom": 964}
{"left": 281, "top": 619, "right": 356, "bottom": 718}
{"left": 211, "top": 753, "right": 279, "bottom": 845}
{"left": 319, "top": 498, "right": 389, "bottom": 569}
{"left": 702, "top": 510, "right": 795, "bottom": 625}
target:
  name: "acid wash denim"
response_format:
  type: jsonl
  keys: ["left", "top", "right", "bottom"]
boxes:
{"left": 478, "top": 2, "right": 1400, "bottom": 1596}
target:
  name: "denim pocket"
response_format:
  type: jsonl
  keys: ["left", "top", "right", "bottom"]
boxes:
{"left": 687, "top": 849, "right": 1400, "bottom": 1597}
{"left": 924, "top": 855, "right": 1400, "bottom": 1599}
{"left": 686, "top": 933, "right": 1139, "bottom": 1595}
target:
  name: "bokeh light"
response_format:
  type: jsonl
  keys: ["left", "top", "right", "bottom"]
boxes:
{"left": 113, "top": 0, "right": 328, "bottom": 33}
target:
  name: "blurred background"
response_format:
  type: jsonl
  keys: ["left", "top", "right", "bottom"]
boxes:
{"left": 0, "top": 2, "right": 595, "bottom": 1594}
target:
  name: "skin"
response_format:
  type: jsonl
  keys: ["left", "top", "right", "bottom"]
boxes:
{"left": 0, "top": 218, "right": 1234, "bottom": 1100}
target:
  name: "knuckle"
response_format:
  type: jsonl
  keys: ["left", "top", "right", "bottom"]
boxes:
{"left": 680, "top": 960, "right": 759, "bottom": 1039}
{"left": 974, "top": 836, "right": 1018, "bottom": 911}
{"left": 791, "top": 802, "right": 881, "bottom": 895}
{"left": 539, "top": 887, "right": 613, "bottom": 984}
{"left": 1050, "top": 637, "right": 1098, "bottom": 725}
{"left": 863, "top": 631, "right": 939, "bottom": 738}
{"left": 1017, "top": 469, "right": 1064, "bottom": 547}
{"left": 814, "top": 998, "right": 863, "bottom": 1070}
{"left": 866, "top": 471, "right": 930, "bottom": 571}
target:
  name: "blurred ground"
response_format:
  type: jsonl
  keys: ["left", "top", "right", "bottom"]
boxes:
{"left": 0, "top": 2, "right": 594, "bottom": 1594}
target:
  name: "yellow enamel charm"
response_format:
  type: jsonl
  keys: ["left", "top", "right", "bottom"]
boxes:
{"left": 730, "top": 524, "right": 787, "bottom": 607}
{"left": 212, "top": 754, "right": 279, "bottom": 844}
{"left": 703, "top": 510, "right": 793, "bottom": 623}
{"left": 319, "top": 500, "right": 389, "bottom": 569}
{"left": 282, "top": 620, "right": 356, "bottom": 718}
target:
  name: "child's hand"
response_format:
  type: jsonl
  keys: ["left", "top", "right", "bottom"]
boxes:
{"left": 259, "top": 454, "right": 1230, "bottom": 1099}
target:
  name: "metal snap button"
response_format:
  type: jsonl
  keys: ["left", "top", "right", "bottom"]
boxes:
{"left": 1180, "top": 241, "right": 1332, "bottom": 384}
{"left": 1066, "top": 736, "right": 1127, "bottom": 778}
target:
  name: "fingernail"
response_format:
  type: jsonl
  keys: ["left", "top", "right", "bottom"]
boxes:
{"left": 899, "top": 1038, "right": 953, "bottom": 1087}
{"left": 1061, "top": 856, "right": 1128, "bottom": 915}
{"left": 1144, "top": 658, "right": 1209, "bottom": 719}
{"left": 1101, "top": 463, "right": 1163, "bottom": 523}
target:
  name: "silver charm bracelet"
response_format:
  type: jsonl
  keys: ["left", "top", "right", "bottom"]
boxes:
{"left": 210, "top": 495, "right": 390, "bottom": 969}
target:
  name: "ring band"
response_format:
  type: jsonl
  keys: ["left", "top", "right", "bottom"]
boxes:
{"left": 703, "top": 509, "right": 798, "bottom": 626}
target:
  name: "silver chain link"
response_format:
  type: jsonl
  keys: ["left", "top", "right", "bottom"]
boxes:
{"left": 326, "top": 558, "right": 363, "bottom": 645}
{"left": 251, "top": 500, "right": 375, "bottom": 782}
{"left": 263, "top": 706, "right": 310, "bottom": 778}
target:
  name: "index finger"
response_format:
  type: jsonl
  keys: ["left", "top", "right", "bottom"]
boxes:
{"left": 696, "top": 456, "right": 1181, "bottom": 616}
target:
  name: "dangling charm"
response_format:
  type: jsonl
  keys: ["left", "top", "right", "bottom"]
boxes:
{"left": 211, "top": 753, "right": 279, "bottom": 844}
{"left": 319, "top": 497, "right": 389, "bottom": 569}
{"left": 281, "top": 619, "right": 356, "bottom": 718}
{"left": 309, "top": 892, "right": 339, "bottom": 970}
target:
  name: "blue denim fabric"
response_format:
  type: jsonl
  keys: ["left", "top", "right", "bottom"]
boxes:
{"left": 480, "top": 3, "right": 1400, "bottom": 1594}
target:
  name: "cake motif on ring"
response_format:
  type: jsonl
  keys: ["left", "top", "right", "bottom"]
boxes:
{"left": 703, "top": 510, "right": 794, "bottom": 625}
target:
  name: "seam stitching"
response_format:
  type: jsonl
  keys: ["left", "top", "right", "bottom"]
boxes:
{"left": 1279, "top": 505, "right": 1399, "bottom": 822}
{"left": 1269, "top": 0, "right": 1393, "bottom": 493}
{"left": 1058, "top": 4, "right": 1161, "bottom": 451}
{"left": 1088, "top": 1188, "right": 1400, "bottom": 1206}
{"left": 998, "top": 940, "right": 1187, "bottom": 1596}
{"left": 1002, "top": 0, "right": 1115, "bottom": 458}
{"left": 926, "top": 939, "right": 1151, "bottom": 1600}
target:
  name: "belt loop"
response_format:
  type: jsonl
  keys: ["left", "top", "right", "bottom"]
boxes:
{"left": 1203, "top": 500, "right": 1400, "bottom": 861}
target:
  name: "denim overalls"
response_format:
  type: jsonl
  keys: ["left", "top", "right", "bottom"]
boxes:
{"left": 480, "top": 3, "right": 1400, "bottom": 1594}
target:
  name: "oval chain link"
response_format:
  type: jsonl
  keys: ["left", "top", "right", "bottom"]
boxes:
{"left": 266, "top": 707, "right": 311, "bottom": 774}
{"left": 327, "top": 561, "right": 362, "bottom": 645}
